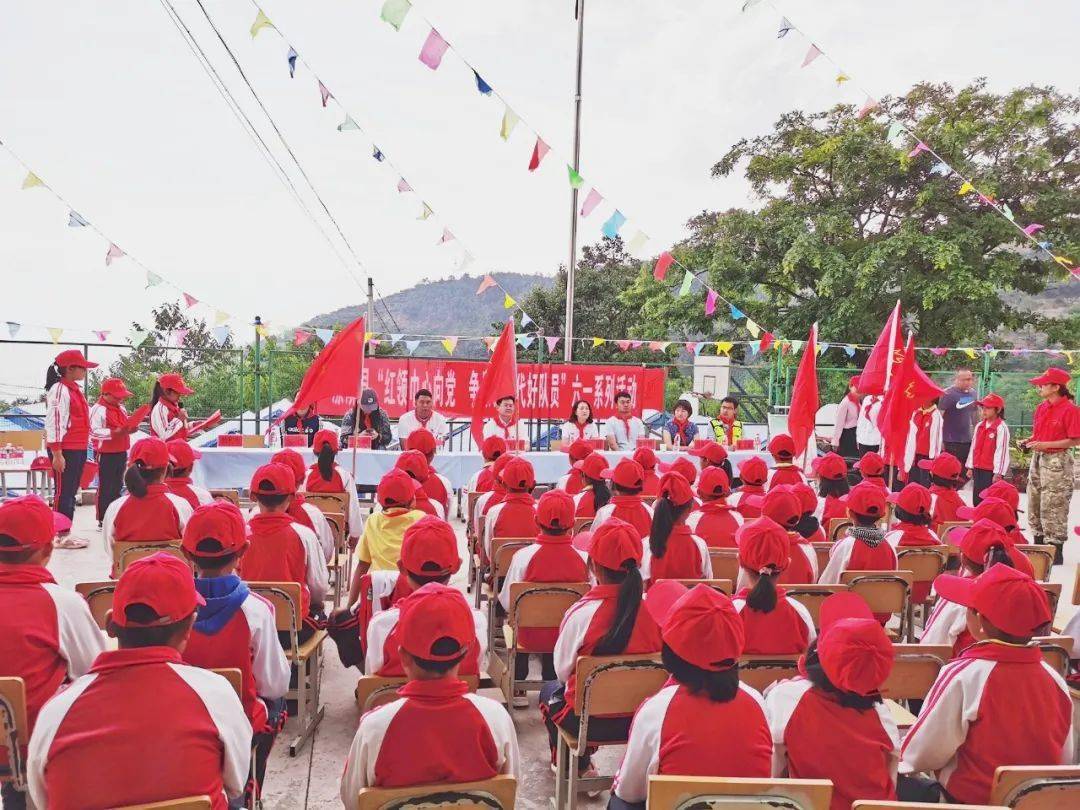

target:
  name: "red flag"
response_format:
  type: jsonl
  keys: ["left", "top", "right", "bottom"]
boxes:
{"left": 654, "top": 251, "right": 674, "bottom": 281}
{"left": 859, "top": 300, "right": 903, "bottom": 395}
{"left": 787, "top": 323, "right": 819, "bottom": 461}
{"left": 878, "top": 334, "right": 944, "bottom": 466}
{"left": 470, "top": 320, "right": 519, "bottom": 444}
{"left": 275, "top": 317, "right": 365, "bottom": 422}
{"left": 528, "top": 138, "right": 550, "bottom": 171}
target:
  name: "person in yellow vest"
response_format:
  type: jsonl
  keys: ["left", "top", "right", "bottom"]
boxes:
{"left": 709, "top": 397, "right": 743, "bottom": 445}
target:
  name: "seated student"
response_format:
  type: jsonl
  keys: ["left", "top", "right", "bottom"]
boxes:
{"left": 921, "top": 520, "right": 1035, "bottom": 655}
{"left": 733, "top": 518, "right": 816, "bottom": 654}
{"left": 557, "top": 439, "right": 592, "bottom": 495}
{"left": 467, "top": 435, "right": 507, "bottom": 493}
{"left": 240, "top": 463, "right": 329, "bottom": 643}
{"left": 572, "top": 451, "right": 611, "bottom": 518}
{"left": 482, "top": 456, "right": 538, "bottom": 562}
{"left": 966, "top": 393, "right": 1010, "bottom": 505}
{"left": 269, "top": 448, "right": 334, "bottom": 563}
{"left": 592, "top": 459, "right": 653, "bottom": 539}
{"left": 658, "top": 455, "right": 698, "bottom": 489}
{"left": 102, "top": 437, "right": 194, "bottom": 555}
{"left": 353, "top": 470, "right": 426, "bottom": 579}
{"left": 28, "top": 554, "right": 252, "bottom": 810}
{"left": 632, "top": 446, "right": 661, "bottom": 497}
{"left": 472, "top": 454, "right": 513, "bottom": 538}
{"left": 641, "top": 472, "right": 711, "bottom": 584}
{"left": 539, "top": 520, "right": 662, "bottom": 776}
{"left": 820, "top": 483, "right": 897, "bottom": 593}
{"left": 180, "top": 502, "right": 290, "bottom": 800}
{"left": 394, "top": 450, "right": 446, "bottom": 520}
{"left": 366, "top": 537, "right": 488, "bottom": 677}
{"left": 883, "top": 483, "right": 940, "bottom": 603}
{"left": 340, "top": 584, "right": 519, "bottom": 804}
{"left": 304, "top": 429, "right": 363, "bottom": 544}
{"left": 499, "top": 490, "right": 590, "bottom": 705}
{"left": 854, "top": 451, "right": 888, "bottom": 491}
{"left": 405, "top": 428, "right": 453, "bottom": 515}
{"left": 813, "top": 453, "right": 850, "bottom": 527}
{"left": 0, "top": 496, "right": 105, "bottom": 810}
{"left": 688, "top": 440, "right": 735, "bottom": 485}
{"left": 164, "top": 440, "right": 213, "bottom": 509}
{"left": 920, "top": 453, "right": 965, "bottom": 533}
{"left": 731, "top": 455, "right": 768, "bottom": 519}
{"left": 958, "top": 496, "right": 1029, "bottom": 546}
{"left": 766, "top": 434, "right": 805, "bottom": 488}
{"left": 609, "top": 582, "right": 772, "bottom": 810}
{"left": 749, "top": 487, "right": 818, "bottom": 585}
{"left": 686, "top": 466, "right": 742, "bottom": 548}
{"left": 1061, "top": 527, "right": 1080, "bottom": 673}
{"left": 981, "top": 478, "right": 1021, "bottom": 517}
{"left": 766, "top": 593, "right": 900, "bottom": 810}
{"left": 790, "top": 482, "right": 825, "bottom": 544}
{"left": 901, "top": 565, "right": 1072, "bottom": 805}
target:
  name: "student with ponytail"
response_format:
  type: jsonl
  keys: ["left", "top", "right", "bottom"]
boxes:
{"left": 149, "top": 373, "right": 194, "bottom": 441}
{"left": 813, "top": 453, "right": 850, "bottom": 526}
{"left": 303, "top": 429, "right": 362, "bottom": 544}
{"left": 164, "top": 440, "right": 213, "bottom": 509}
{"left": 791, "top": 483, "right": 825, "bottom": 544}
{"left": 733, "top": 518, "right": 815, "bottom": 655}
{"left": 641, "top": 472, "right": 711, "bottom": 584}
{"left": 572, "top": 452, "right": 611, "bottom": 518}
{"left": 44, "top": 350, "right": 96, "bottom": 534}
{"left": 540, "top": 519, "right": 661, "bottom": 777}
{"left": 592, "top": 459, "right": 653, "bottom": 539}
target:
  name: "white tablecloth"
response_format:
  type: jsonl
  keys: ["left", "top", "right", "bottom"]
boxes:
{"left": 191, "top": 448, "right": 771, "bottom": 490}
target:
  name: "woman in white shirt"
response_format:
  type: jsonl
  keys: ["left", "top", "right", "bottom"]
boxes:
{"left": 561, "top": 399, "right": 599, "bottom": 443}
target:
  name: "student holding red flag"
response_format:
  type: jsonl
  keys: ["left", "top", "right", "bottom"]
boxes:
{"left": 786, "top": 323, "right": 820, "bottom": 471}
{"left": 877, "top": 335, "right": 943, "bottom": 488}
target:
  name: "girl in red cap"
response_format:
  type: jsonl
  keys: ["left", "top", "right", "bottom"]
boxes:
{"left": 813, "top": 452, "right": 850, "bottom": 527}
{"left": 820, "top": 483, "right": 897, "bottom": 596}
{"left": 44, "top": 349, "right": 97, "bottom": 532}
{"left": 610, "top": 583, "right": 772, "bottom": 809}
{"left": 149, "top": 372, "right": 194, "bottom": 441}
{"left": 572, "top": 452, "right": 611, "bottom": 518}
{"left": 830, "top": 376, "right": 862, "bottom": 457}
{"left": 304, "top": 429, "right": 362, "bottom": 543}
{"left": 89, "top": 376, "right": 139, "bottom": 528}
{"left": 165, "top": 439, "right": 213, "bottom": 510}
{"left": 641, "top": 472, "right": 711, "bottom": 584}
{"left": 966, "top": 393, "right": 1010, "bottom": 505}
{"left": 555, "top": 438, "right": 591, "bottom": 495}
{"left": 632, "top": 446, "right": 661, "bottom": 497}
{"left": 730, "top": 455, "right": 768, "bottom": 520}
{"left": 592, "top": 459, "right": 653, "bottom": 539}
{"left": 733, "top": 518, "right": 815, "bottom": 655}
{"left": 766, "top": 593, "right": 900, "bottom": 810}
{"left": 750, "top": 487, "right": 818, "bottom": 584}
{"left": 790, "top": 483, "right": 825, "bottom": 545}
{"left": 921, "top": 453, "right": 965, "bottom": 533}
{"left": 686, "top": 467, "right": 743, "bottom": 548}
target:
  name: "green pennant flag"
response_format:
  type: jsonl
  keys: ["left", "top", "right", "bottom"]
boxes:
{"left": 567, "top": 166, "right": 584, "bottom": 190}
{"left": 678, "top": 270, "right": 693, "bottom": 297}
{"left": 380, "top": 0, "right": 411, "bottom": 31}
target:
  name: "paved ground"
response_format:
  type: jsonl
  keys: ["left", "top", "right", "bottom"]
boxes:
{"left": 43, "top": 486, "right": 1080, "bottom": 809}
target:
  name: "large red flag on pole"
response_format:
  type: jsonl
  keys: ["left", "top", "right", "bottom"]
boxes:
{"left": 276, "top": 316, "right": 366, "bottom": 422}
{"left": 787, "top": 323, "right": 820, "bottom": 466}
{"left": 471, "top": 320, "right": 518, "bottom": 445}
{"left": 859, "top": 300, "right": 903, "bottom": 395}
{"left": 878, "top": 333, "right": 944, "bottom": 468}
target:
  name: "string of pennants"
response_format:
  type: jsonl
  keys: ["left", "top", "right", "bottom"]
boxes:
{"left": 743, "top": 0, "right": 1078, "bottom": 281}
{"left": 0, "top": 317, "right": 232, "bottom": 352}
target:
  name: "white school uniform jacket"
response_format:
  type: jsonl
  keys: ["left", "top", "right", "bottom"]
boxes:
{"left": 903, "top": 408, "right": 943, "bottom": 472}
{"left": 818, "top": 534, "right": 898, "bottom": 585}
{"left": 482, "top": 417, "right": 530, "bottom": 443}
{"left": 603, "top": 415, "right": 646, "bottom": 450}
{"left": 397, "top": 410, "right": 449, "bottom": 443}
{"left": 560, "top": 420, "right": 600, "bottom": 443}
{"left": 856, "top": 396, "right": 883, "bottom": 446}
{"left": 472, "top": 490, "right": 498, "bottom": 538}
{"left": 497, "top": 540, "right": 591, "bottom": 611}
{"left": 920, "top": 595, "right": 971, "bottom": 655}
{"left": 102, "top": 490, "right": 194, "bottom": 552}
{"left": 365, "top": 605, "right": 489, "bottom": 677}
{"left": 966, "top": 418, "right": 1011, "bottom": 475}
{"left": 149, "top": 399, "right": 186, "bottom": 441}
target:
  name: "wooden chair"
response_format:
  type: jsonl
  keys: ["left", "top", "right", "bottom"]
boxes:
{"left": 532, "top": 485, "right": 552, "bottom": 499}
{"left": 897, "top": 545, "right": 950, "bottom": 624}
{"left": 1040, "top": 583, "right": 1062, "bottom": 618}
{"left": 572, "top": 517, "right": 593, "bottom": 535}
{"left": 75, "top": 580, "right": 117, "bottom": 630}
{"left": 1033, "top": 635, "right": 1073, "bottom": 677}
{"left": 812, "top": 542, "right": 833, "bottom": 575}
{"left": 938, "top": 521, "right": 971, "bottom": 545}
{"left": 480, "top": 538, "right": 533, "bottom": 646}
{"left": 355, "top": 675, "right": 480, "bottom": 713}
{"left": 114, "top": 540, "right": 187, "bottom": 576}
{"left": 357, "top": 775, "right": 517, "bottom": 810}
{"left": 503, "top": 582, "right": 589, "bottom": 703}
{"left": 653, "top": 579, "right": 733, "bottom": 595}
{"left": 739, "top": 655, "right": 801, "bottom": 693}
{"left": 209, "top": 488, "right": 240, "bottom": 506}
{"left": 989, "top": 765, "right": 1080, "bottom": 808}
{"left": 827, "top": 518, "right": 853, "bottom": 542}
{"left": 0, "top": 678, "right": 28, "bottom": 792}
{"left": 783, "top": 585, "right": 847, "bottom": 629}
{"left": 210, "top": 668, "right": 243, "bottom": 700}
{"left": 648, "top": 776, "right": 833, "bottom": 810}
{"left": 708, "top": 548, "right": 741, "bottom": 583}
{"left": 1018, "top": 545, "right": 1055, "bottom": 583}
{"left": 840, "top": 570, "right": 913, "bottom": 641}
{"left": 116, "top": 799, "right": 213, "bottom": 810}
{"left": 554, "top": 654, "right": 667, "bottom": 809}
{"left": 301, "top": 491, "right": 349, "bottom": 518}
{"left": 248, "top": 582, "right": 325, "bottom": 756}
{"left": 882, "top": 645, "right": 951, "bottom": 714}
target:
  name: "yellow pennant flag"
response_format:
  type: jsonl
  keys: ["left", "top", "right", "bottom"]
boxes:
{"left": 1053, "top": 255, "right": 1073, "bottom": 267}
{"left": 250, "top": 10, "right": 273, "bottom": 37}
{"left": 21, "top": 172, "right": 43, "bottom": 190}
{"left": 835, "top": 72, "right": 850, "bottom": 85}
{"left": 441, "top": 337, "right": 458, "bottom": 355}
{"left": 715, "top": 341, "right": 733, "bottom": 356}
{"left": 503, "top": 292, "right": 516, "bottom": 309}
{"left": 255, "top": 325, "right": 270, "bottom": 338}
{"left": 1064, "top": 351, "right": 1075, "bottom": 366}
{"left": 499, "top": 106, "right": 520, "bottom": 141}
{"left": 746, "top": 320, "right": 762, "bottom": 339}
{"left": 958, "top": 181, "right": 974, "bottom": 196}
{"left": 47, "top": 327, "right": 63, "bottom": 344}
{"left": 592, "top": 337, "right": 606, "bottom": 348}
{"left": 214, "top": 310, "right": 231, "bottom": 326}
{"left": 963, "top": 347, "right": 978, "bottom": 359}
{"left": 364, "top": 332, "right": 374, "bottom": 342}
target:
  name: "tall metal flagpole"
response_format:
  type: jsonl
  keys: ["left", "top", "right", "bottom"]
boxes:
{"left": 563, "top": 0, "right": 586, "bottom": 362}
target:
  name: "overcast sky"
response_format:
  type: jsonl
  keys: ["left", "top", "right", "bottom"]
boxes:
{"left": 1, "top": 0, "right": 1076, "bottom": 395}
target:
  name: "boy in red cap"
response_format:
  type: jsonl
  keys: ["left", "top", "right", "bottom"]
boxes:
{"left": 632, "top": 446, "right": 661, "bottom": 497}
{"left": 556, "top": 438, "right": 592, "bottom": 495}
{"left": 472, "top": 453, "right": 513, "bottom": 538}
{"left": 734, "top": 518, "right": 815, "bottom": 655}
{"left": 270, "top": 448, "right": 335, "bottom": 562}
{"left": 468, "top": 435, "right": 507, "bottom": 493}
{"left": 340, "top": 584, "right": 518, "bottom": 803}
{"left": 482, "top": 456, "right": 537, "bottom": 561}
{"left": 354, "top": 469, "right": 425, "bottom": 577}
{"left": 686, "top": 466, "right": 743, "bottom": 548}
{"left": 181, "top": 502, "right": 290, "bottom": 799}
{"left": 902, "top": 398, "right": 943, "bottom": 487}
{"left": 766, "top": 592, "right": 899, "bottom": 810}
{"left": 766, "top": 434, "right": 805, "bottom": 488}
{"left": 592, "top": 459, "right": 653, "bottom": 539}
{"left": 165, "top": 439, "right": 213, "bottom": 509}
{"left": 854, "top": 451, "right": 888, "bottom": 491}
{"left": 0, "top": 496, "right": 105, "bottom": 810}
{"left": 901, "top": 565, "right": 1073, "bottom": 804}
{"left": 820, "top": 482, "right": 896, "bottom": 590}
{"left": 150, "top": 372, "right": 194, "bottom": 440}
{"left": 966, "top": 393, "right": 1010, "bottom": 505}
{"left": 241, "top": 463, "right": 329, "bottom": 642}
{"left": 393, "top": 450, "right": 445, "bottom": 519}
{"left": 642, "top": 472, "right": 711, "bottom": 584}
{"left": 747, "top": 487, "right": 818, "bottom": 584}
{"left": 305, "top": 429, "right": 362, "bottom": 543}
{"left": 813, "top": 452, "right": 850, "bottom": 526}
{"left": 89, "top": 376, "right": 139, "bottom": 526}
{"left": 405, "top": 428, "right": 453, "bottom": 515}
{"left": 365, "top": 518, "right": 487, "bottom": 676}
{"left": 731, "top": 455, "right": 768, "bottom": 519}
{"left": 610, "top": 582, "right": 772, "bottom": 809}
{"left": 28, "top": 553, "right": 251, "bottom": 810}
{"left": 920, "top": 452, "right": 966, "bottom": 533}
{"left": 572, "top": 452, "right": 611, "bottom": 518}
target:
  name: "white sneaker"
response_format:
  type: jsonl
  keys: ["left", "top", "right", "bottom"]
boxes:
{"left": 53, "top": 534, "right": 89, "bottom": 549}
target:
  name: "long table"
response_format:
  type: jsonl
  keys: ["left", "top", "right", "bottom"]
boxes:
{"left": 192, "top": 448, "right": 772, "bottom": 490}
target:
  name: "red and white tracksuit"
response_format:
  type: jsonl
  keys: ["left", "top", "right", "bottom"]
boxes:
{"left": 166, "top": 477, "right": 214, "bottom": 510}
{"left": 246, "top": 500, "right": 336, "bottom": 564}
{"left": 640, "top": 527, "right": 712, "bottom": 584}
{"left": 304, "top": 464, "right": 363, "bottom": 539}
{"left": 966, "top": 418, "right": 1011, "bottom": 476}
{"left": 364, "top": 605, "right": 488, "bottom": 677}
{"left": 421, "top": 469, "right": 453, "bottom": 515}
{"left": 592, "top": 497, "right": 654, "bottom": 540}
{"left": 819, "top": 533, "right": 898, "bottom": 585}
{"left": 150, "top": 399, "right": 187, "bottom": 441}
{"left": 239, "top": 512, "right": 329, "bottom": 617}
{"left": 482, "top": 493, "right": 538, "bottom": 560}
{"left": 498, "top": 535, "right": 589, "bottom": 618}
{"left": 102, "top": 485, "right": 194, "bottom": 551}
{"left": 929, "top": 486, "right": 965, "bottom": 534}
{"left": 775, "top": 535, "right": 819, "bottom": 586}
{"left": 731, "top": 485, "right": 765, "bottom": 520}
{"left": 88, "top": 399, "right": 130, "bottom": 454}
{"left": 732, "top": 587, "right": 816, "bottom": 654}
{"left": 45, "top": 380, "right": 90, "bottom": 452}
{"left": 903, "top": 408, "right": 943, "bottom": 473}
{"left": 686, "top": 501, "right": 743, "bottom": 548}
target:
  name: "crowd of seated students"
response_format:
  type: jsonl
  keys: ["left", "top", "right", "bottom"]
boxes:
{"left": 2, "top": 430, "right": 1077, "bottom": 810}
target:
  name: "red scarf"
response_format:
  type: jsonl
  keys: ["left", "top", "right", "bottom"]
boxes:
{"left": 670, "top": 418, "right": 693, "bottom": 446}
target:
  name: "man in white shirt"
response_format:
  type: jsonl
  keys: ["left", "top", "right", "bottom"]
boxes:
{"left": 397, "top": 388, "right": 448, "bottom": 444}
{"left": 482, "top": 395, "right": 530, "bottom": 444}
{"left": 604, "top": 390, "right": 646, "bottom": 451}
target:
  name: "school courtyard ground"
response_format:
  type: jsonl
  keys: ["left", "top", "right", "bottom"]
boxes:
{"left": 45, "top": 491, "right": 1080, "bottom": 810}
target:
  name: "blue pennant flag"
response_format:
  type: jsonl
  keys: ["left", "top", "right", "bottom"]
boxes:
{"left": 473, "top": 70, "right": 493, "bottom": 96}
{"left": 520, "top": 311, "right": 533, "bottom": 328}
{"left": 746, "top": 340, "right": 761, "bottom": 356}
{"left": 844, "top": 345, "right": 856, "bottom": 358}
{"left": 67, "top": 210, "right": 89, "bottom": 227}
{"left": 287, "top": 47, "right": 298, "bottom": 78}
{"left": 315, "top": 328, "right": 334, "bottom": 344}
{"left": 930, "top": 162, "right": 951, "bottom": 176}
{"left": 517, "top": 334, "right": 535, "bottom": 349}
{"left": 1037, "top": 240, "right": 1052, "bottom": 250}
{"left": 601, "top": 210, "right": 626, "bottom": 239}
{"left": 729, "top": 304, "right": 745, "bottom": 320}
{"left": 389, "top": 333, "right": 404, "bottom": 345}
{"left": 373, "top": 146, "right": 384, "bottom": 162}
{"left": 405, "top": 340, "right": 421, "bottom": 355}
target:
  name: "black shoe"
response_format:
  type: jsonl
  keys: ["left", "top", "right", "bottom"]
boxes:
{"left": 1054, "top": 544, "right": 1064, "bottom": 566}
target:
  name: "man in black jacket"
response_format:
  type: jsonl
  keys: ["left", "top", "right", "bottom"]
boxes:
{"left": 339, "top": 388, "right": 392, "bottom": 449}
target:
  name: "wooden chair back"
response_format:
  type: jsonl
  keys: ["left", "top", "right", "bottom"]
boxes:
{"left": 896, "top": 546, "right": 950, "bottom": 592}
{"left": 827, "top": 518, "right": 853, "bottom": 542}
{"left": 783, "top": 585, "right": 847, "bottom": 628}
{"left": 989, "top": 765, "right": 1080, "bottom": 809}
{"left": 882, "top": 645, "right": 951, "bottom": 701}
{"left": 116, "top": 798, "right": 213, "bottom": 809}
{"left": 812, "top": 542, "right": 833, "bottom": 575}
{"left": 648, "top": 775, "right": 833, "bottom": 810}
{"left": 573, "top": 655, "right": 666, "bottom": 739}
{"left": 573, "top": 517, "right": 593, "bottom": 535}
{"left": 210, "top": 668, "right": 243, "bottom": 700}
{"left": 357, "top": 775, "right": 517, "bottom": 810}
{"left": 75, "top": 580, "right": 117, "bottom": 629}
{"left": 322, "top": 512, "right": 346, "bottom": 550}
{"left": 654, "top": 579, "right": 733, "bottom": 595}
{"left": 355, "top": 675, "right": 480, "bottom": 713}
{"left": 840, "top": 570, "right": 913, "bottom": 617}
{"left": 708, "top": 548, "right": 741, "bottom": 583}
{"left": 938, "top": 521, "right": 971, "bottom": 544}
{"left": 490, "top": 537, "right": 533, "bottom": 580}
{"left": 1072, "top": 565, "right": 1080, "bottom": 606}
{"left": 1018, "top": 545, "right": 1055, "bottom": 583}
{"left": 248, "top": 581, "right": 303, "bottom": 633}
{"left": 507, "top": 583, "right": 589, "bottom": 649}
{"left": 1033, "top": 636, "right": 1073, "bottom": 677}
{"left": 208, "top": 488, "right": 240, "bottom": 506}
{"left": 114, "top": 541, "right": 187, "bottom": 576}
{"left": 1040, "top": 583, "right": 1062, "bottom": 617}
{"left": 466, "top": 491, "right": 481, "bottom": 538}
{"left": 301, "top": 491, "right": 349, "bottom": 515}
{"left": 532, "top": 485, "right": 551, "bottom": 499}
{"left": 0, "top": 677, "right": 28, "bottom": 747}
{"left": 739, "top": 655, "right": 801, "bottom": 693}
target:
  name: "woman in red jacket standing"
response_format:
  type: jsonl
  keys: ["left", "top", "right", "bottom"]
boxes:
{"left": 44, "top": 350, "right": 96, "bottom": 533}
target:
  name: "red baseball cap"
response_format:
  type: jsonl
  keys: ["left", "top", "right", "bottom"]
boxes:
{"left": 840, "top": 481, "right": 887, "bottom": 519}
{"left": 112, "top": 552, "right": 203, "bottom": 627}
{"left": 311, "top": 429, "right": 339, "bottom": 454}
{"left": 250, "top": 462, "right": 296, "bottom": 496}
{"left": 688, "top": 441, "right": 728, "bottom": 464}
{"left": 748, "top": 486, "right": 801, "bottom": 529}
{"left": 697, "top": 466, "right": 731, "bottom": 498}
{"left": 790, "top": 482, "right": 818, "bottom": 516}
{"left": 129, "top": 437, "right": 170, "bottom": 469}
{"left": 957, "top": 497, "right": 1016, "bottom": 528}
{"left": 182, "top": 501, "right": 246, "bottom": 556}
{"left": 400, "top": 516, "right": 461, "bottom": 577}
{"left": 737, "top": 517, "right": 790, "bottom": 573}
{"left": 603, "top": 459, "right": 645, "bottom": 490}
{"left": 767, "top": 434, "right": 796, "bottom": 458}
{"left": 848, "top": 375, "right": 861, "bottom": 389}
{"left": 573, "top": 452, "right": 609, "bottom": 480}
{"left": 582, "top": 518, "right": 643, "bottom": 571}
{"left": 918, "top": 452, "right": 962, "bottom": 481}
{"left": 981, "top": 480, "right": 1020, "bottom": 513}
{"left": 658, "top": 471, "right": 695, "bottom": 507}
{"left": 854, "top": 452, "right": 885, "bottom": 477}
{"left": 561, "top": 439, "right": 592, "bottom": 463}
{"left": 377, "top": 469, "right": 420, "bottom": 508}
{"left": 395, "top": 450, "right": 431, "bottom": 482}
{"left": 406, "top": 429, "right": 437, "bottom": 455}
{"left": 975, "top": 393, "right": 1005, "bottom": 410}
{"left": 481, "top": 435, "right": 507, "bottom": 461}
{"left": 0, "top": 495, "right": 57, "bottom": 549}
{"left": 952, "top": 518, "right": 1013, "bottom": 560}
{"left": 738, "top": 455, "right": 768, "bottom": 486}
{"left": 166, "top": 440, "right": 201, "bottom": 470}
{"left": 934, "top": 564, "right": 1051, "bottom": 638}
{"left": 536, "top": 489, "right": 575, "bottom": 532}
{"left": 499, "top": 456, "right": 536, "bottom": 491}
{"left": 632, "top": 446, "right": 658, "bottom": 470}
{"left": 1029, "top": 367, "right": 1071, "bottom": 386}
{"left": 812, "top": 452, "right": 847, "bottom": 481}
{"left": 887, "top": 483, "right": 932, "bottom": 518}
{"left": 658, "top": 456, "right": 697, "bottom": 485}
{"left": 816, "top": 593, "right": 894, "bottom": 696}
{"left": 100, "top": 378, "right": 133, "bottom": 399}
{"left": 270, "top": 449, "right": 306, "bottom": 488}
{"left": 53, "top": 349, "right": 98, "bottom": 369}
{"left": 646, "top": 581, "right": 744, "bottom": 671}
{"left": 158, "top": 372, "right": 193, "bottom": 396}
{"left": 397, "top": 583, "right": 473, "bottom": 660}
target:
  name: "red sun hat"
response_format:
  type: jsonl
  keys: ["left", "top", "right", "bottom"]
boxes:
{"left": 536, "top": 489, "right": 575, "bottom": 532}
{"left": 573, "top": 452, "right": 610, "bottom": 480}
{"left": 688, "top": 441, "right": 728, "bottom": 464}
{"left": 658, "top": 456, "right": 697, "bottom": 485}
{"left": 934, "top": 564, "right": 1051, "bottom": 638}
{"left": 400, "top": 516, "right": 461, "bottom": 577}
{"left": 767, "top": 434, "right": 796, "bottom": 459}
{"left": 0, "top": 495, "right": 57, "bottom": 549}
{"left": 129, "top": 437, "right": 171, "bottom": 469}
{"left": 158, "top": 372, "right": 194, "bottom": 396}
{"left": 54, "top": 349, "right": 98, "bottom": 369}
{"left": 981, "top": 480, "right": 1020, "bottom": 512}
{"left": 957, "top": 497, "right": 1016, "bottom": 528}
{"left": 816, "top": 592, "right": 894, "bottom": 696}
{"left": 738, "top": 455, "right": 768, "bottom": 486}
{"left": 854, "top": 452, "right": 885, "bottom": 477}
{"left": 270, "top": 449, "right": 307, "bottom": 488}
{"left": 737, "top": 517, "right": 791, "bottom": 573}
{"left": 975, "top": 393, "right": 1005, "bottom": 410}
{"left": 790, "top": 482, "right": 818, "bottom": 516}
{"left": 918, "top": 452, "right": 963, "bottom": 481}
{"left": 377, "top": 469, "right": 420, "bottom": 508}
{"left": 481, "top": 435, "right": 508, "bottom": 461}
{"left": 603, "top": 458, "right": 645, "bottom": 490}
{"left": 840, "top": 481, "right": 888, "bottom": 519}
{"left": 395, "top": 450, "right": 432, "bottom": 483}
{"left": 166, "top": 439, "right": 201, "bottom": 470}
{"left": 697, "top": 466, "right": 731, "bottom": 498}
{"left": 632, "top": 446, "right": 659, "bottom": 470}
{"left": 250, "top": 462, "right": 296, "bottom": 496}
{"left": 658, "top": 471, "right": 695, "bottom": 506}
{"left": 952, "top": 518, "right": 1013, "bottom": 562}
{"left": 1029, "top": 367, "right": 1071, "bottom": 386}
{"left": 112, "top": 552, "right": 204, "bottom": 627}
{"left": 812, "top": 452, "right": 848, "bottom": 481}
{"left": 397, "top": 583, "right": 473, "bottom": 660}
{"left": 646, "top": 581, "right": 745, "bottom": 671}
{"left": 499, "top": 456, "right": 536, "bottom": 492}
{"left": 561, "top": 439, "right": 592, "bottom": 463}
{"left": 887, "top": 483, "right": 932, "bottom": 518}
{"left": 181, "top": 501, "right": 246, "bottom": 556}
{"left": 406, "top": 429, "right": 437, "bottom": 455}
{"left": 100, "top": 377, "right": 133, "bottom": 399}
{"left": 583, "top": 518, "right": 643, "bottom": 571}
{"left": 748, "top": 486, "right": 801, "bottom": 529}
{"left": 311, "top": 429, "right": 339, "bottom": 454}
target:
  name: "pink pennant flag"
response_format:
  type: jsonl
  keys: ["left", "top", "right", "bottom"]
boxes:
{"left": 930, "top": 347, "right": 948, "bottom": 356}
{"left": 438, "top": 228, "right": 454, "bottom": 245}
{"left": 545, "top": 335, "right": 560, "bottom": 352}
{"left": 977, "top": 192, "right": 995, "bottom": 206}
{"left": 857, "top": 97, "right": 879, "bottom": 118}
{"left": 615, "top": 340, "right": 631, "bottom": 352}
{"left": 684, "top": 342, "right": 698, "bottom": 354}
{"left": 105, "top": 243, "right": 125, "bottom": 266}
{"left": 368, "top": 339, "right": 381, "bottom": 350}
{"left": 653, "top": 251, "right": 674, "bottom": 281}
{"left": 172, "top": 329, "right": 189, "bottom": 347}
{"left": 183, "top": 293, "right": 199, "bottom": 308}
{"left": 475, "top": 275, "right": 497, "bottom": 295}
{"left": 801, "top": 45, "right": 822, "bottom": 67}
{"left": 1071, "top": 266, "right": 1080, "bottom": 281}
{"left": 528, "top": 138, "right": 550, "bottom": 172}
{"left": 294, "top": 329, "right": 312, "bottom": 347}
{"left": 93, "top": 330, "right": 110, "bottom": 342}
{"left": 318, "top": 81, "right": 332, "bottom": 107}
{"left": 907, "top": 141, "right": 929, "bottom": 158}
{"left": 705, "top": 289, "right": 718, "bottom": 316}
{"left": 419, "top": 29, "right": 449, "bottom": 70}
{"left": 579, "top": 189, "right": 603, "bottom": 218}
{"left": 396, "top": 178, "right": 412, "bottom": 193}
{"left": 1022, "top": 223, "right": 1044, "bottom": 236}
{"left": 630, "top": 340, "right": 643, "bottom": 349}
{"left": 482, "top": 335, "right": 497, "bottom": 352}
